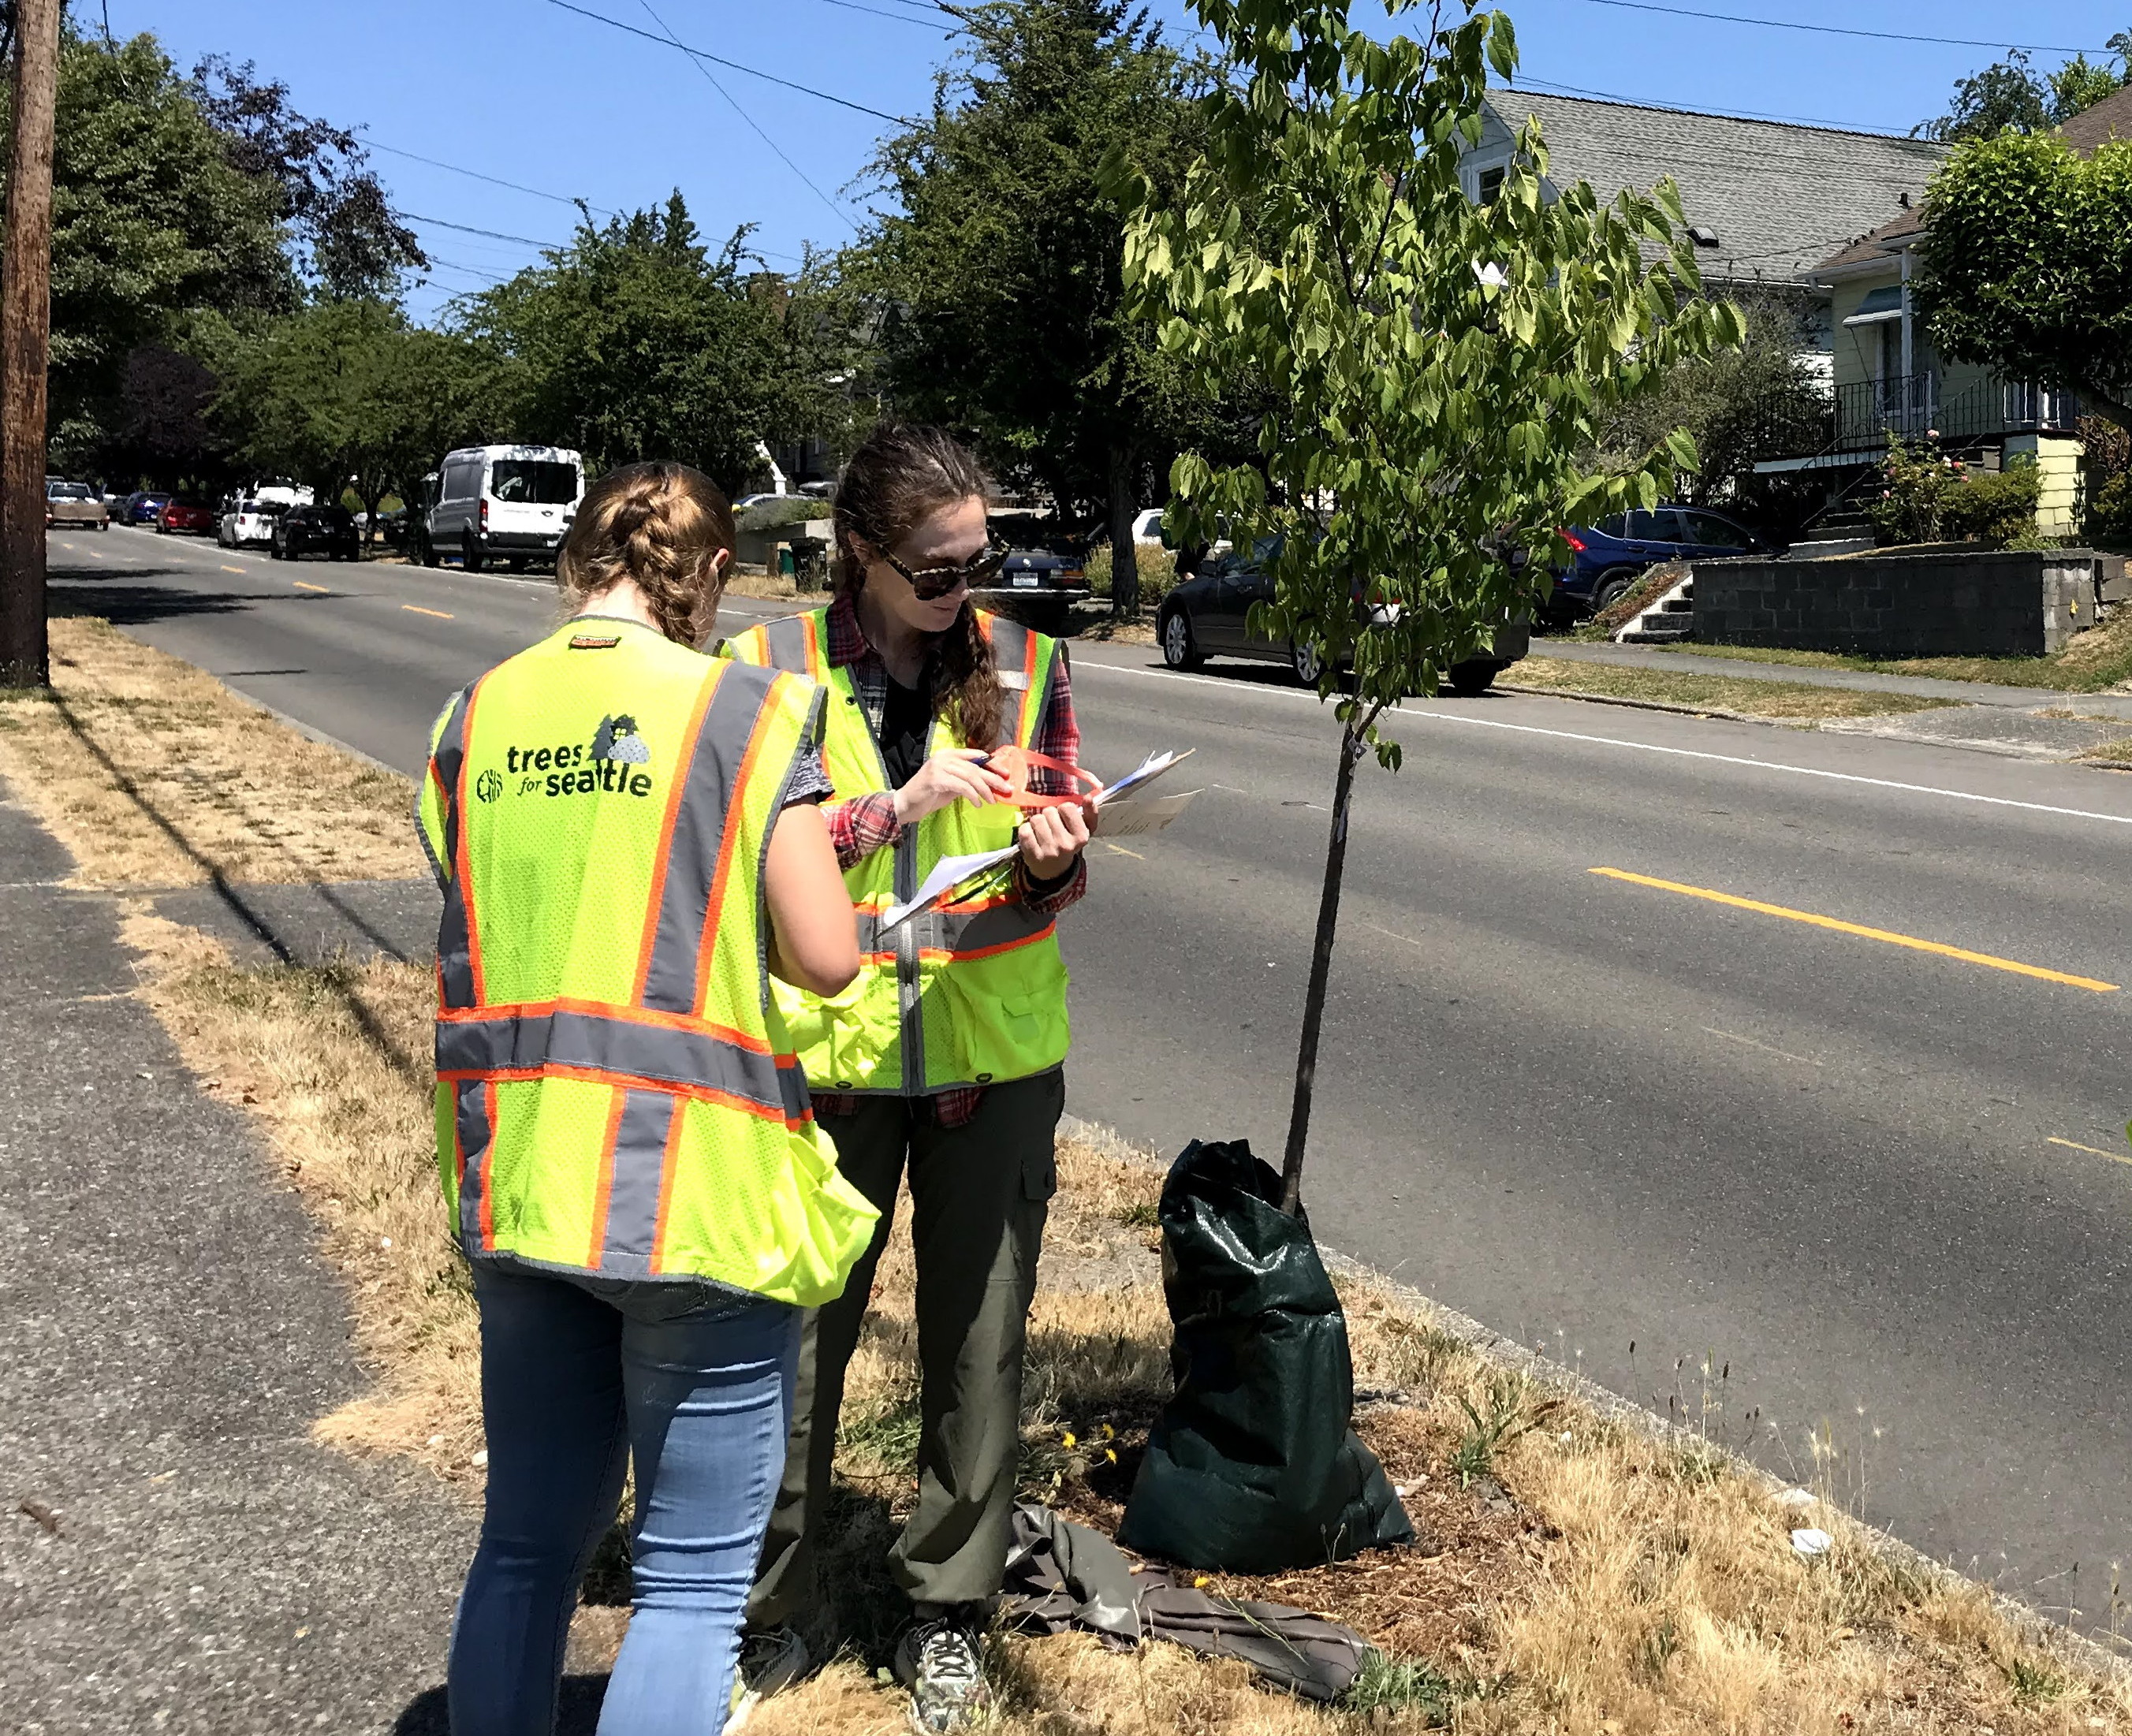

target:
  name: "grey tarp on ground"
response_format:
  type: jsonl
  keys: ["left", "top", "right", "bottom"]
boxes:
{"left": 1001, "top": 1503, "right": 1374, "bottom": 1704}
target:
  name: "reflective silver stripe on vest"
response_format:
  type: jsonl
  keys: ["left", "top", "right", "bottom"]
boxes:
{"left": 640, "top": 661, "right": 787, "bottom": 1015}
{"left": 436, "top": 1008, "right": 811, "bottom": 1123}
{"left": 917, "top": 899, "right": 1056, "bottom": 956}
{"left": 432, "top": 686, "right": 477, "bottom": 1008}
{"left": 985, "top": 616, "right": 1033, "bottom": 743}
{"left": 453, "top": 1076, "right": 493, "bottom": 1250}
{"left": 757, "top": 613, "right": 816, "bottom": 676}
{"left": 598, "top": 1088, "right": 679, "bottom": 1277}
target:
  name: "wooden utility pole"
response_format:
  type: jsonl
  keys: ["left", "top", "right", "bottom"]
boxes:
{"left": 0, "top": 0, "right": 61, "bottom": 690}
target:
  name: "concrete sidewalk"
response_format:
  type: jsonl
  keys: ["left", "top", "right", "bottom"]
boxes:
{"left": 0, "top": 781, "right": 475, "bottom": 1734}
{"left": 1538, "top": 636, "right": 2132, "bottom": 718}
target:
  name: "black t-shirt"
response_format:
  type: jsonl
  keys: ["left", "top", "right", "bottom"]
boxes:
{"left": 879, "top": 673, "right": 933, "bottom": 788}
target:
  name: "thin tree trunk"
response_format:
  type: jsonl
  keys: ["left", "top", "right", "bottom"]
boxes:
{"left": 0, "top": 0, "right": 62, "bottom": 690}
{"left": 1280, "top": 717, "right": 1366, "bottom": 1216}
{"left": 1107, "top": 444, "right": 1139, "bottom": 620}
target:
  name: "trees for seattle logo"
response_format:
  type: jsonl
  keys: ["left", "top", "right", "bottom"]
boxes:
{"left": 475, "top": 769, "right": 504, "bottom": 803}
{"left": 499, "top": 715, "right": 657, "bottom": 800}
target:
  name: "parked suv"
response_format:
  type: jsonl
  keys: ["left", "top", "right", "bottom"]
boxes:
{"left": 1549, "top": 506, "right": 1779, "bottom": 621}
{"left": 418, "top": 444, "right": 582, "bottom": 572}
{"left": 272, "top": 504, "right": 361, "bottom": 561}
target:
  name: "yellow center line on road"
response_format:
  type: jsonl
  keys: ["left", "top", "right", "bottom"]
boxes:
{"left": 222, "top": 564, "right": 247, "bottom": 574}
{"left": 1591, "top": 866, "right": 2119, "bottom": 993}
{"left": 403, "top": 604, "right": 454, "bottom": 620}
{"left": 293, "top": 580, "right": 329, "bottom": 593}
{"left": 2048, "top": 1136, "right": 2132, "bottom": 1166}
{"left": 1101, "top": 841, "right": 1145, "bottom": 859}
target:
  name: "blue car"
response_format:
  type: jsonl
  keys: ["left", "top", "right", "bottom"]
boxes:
{"left": 1550, "top": 506, "right": 1779, "bottom": 621}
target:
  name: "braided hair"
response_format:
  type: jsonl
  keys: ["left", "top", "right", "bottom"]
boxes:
{"left": 555, "top": 461, "right": 736, "bottom": 647}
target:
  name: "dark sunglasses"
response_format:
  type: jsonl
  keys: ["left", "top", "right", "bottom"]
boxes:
{"left": 882, "top": 541, "right": 1008, "bottom": 601}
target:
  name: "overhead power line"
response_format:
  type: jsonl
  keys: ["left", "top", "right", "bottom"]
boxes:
{"left": 808, "top": 0, "right": 951, "bottom": 24}
{"left": 1511, "top": 74, "right": 1907, "bottom": 136}
{"left": 1564, "top": 0, "right": 2114, "bottom": 57}
{"left": 394, "top": 210, "right": 571, "bottom": 249}
{"left": 631, "top": 0, "right": 856, "bottom": 231}
{"left": 367, "top": 140, "right": 615, "bottom": 215}
{"left": 540, "top": 0, "right": 913, "bottom": 122}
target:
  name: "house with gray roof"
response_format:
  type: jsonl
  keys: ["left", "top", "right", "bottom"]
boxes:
{"left": 1459, "top": 91, "right": 1945, "bottom": 365}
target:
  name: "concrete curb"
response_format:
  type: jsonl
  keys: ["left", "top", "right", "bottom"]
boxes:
{"left": 1058, "top": 1111, "right": 2132, "bottom": 1686}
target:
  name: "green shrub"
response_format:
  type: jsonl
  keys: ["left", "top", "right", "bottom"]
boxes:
{"left": 1085, "top": 540, "right": 1178, "bottom": 605}
{"left": 1863, "top": 434, "right": 1968, "bottom": 545}
{"left": 735, "top": 496, "right": 833, "bottom": 531}
{"left": 2087, "top": 470, "right": 2132, "bottom": 540}
{"left": 1940, "top": 456, "right": 2041, "bottom": 546}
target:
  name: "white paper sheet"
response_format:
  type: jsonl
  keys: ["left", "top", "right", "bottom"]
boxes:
{"left": 1092, "top": 789, "right": 1200, "bottom": 838}
{"left": 877, "top": 844, "right": 1020, "bottom": 934}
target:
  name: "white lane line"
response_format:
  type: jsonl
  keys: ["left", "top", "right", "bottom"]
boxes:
{"left": 1073, "top": 659, "right": 2132, "bottom": 830}
{"left": 1700, "top": 1026, "right": 1823, "bottom": 1067}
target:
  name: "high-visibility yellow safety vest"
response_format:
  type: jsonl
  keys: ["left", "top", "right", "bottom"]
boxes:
{"left": 721, "top": 607, "right": 1071, "bottom": 1096}
{"left": 418, "top": 616, "right": 878, "bottom": 1306}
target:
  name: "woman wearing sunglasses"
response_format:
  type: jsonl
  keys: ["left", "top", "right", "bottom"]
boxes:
{"left": 720, "top": 423, "right": 1090, "bottom": 1733}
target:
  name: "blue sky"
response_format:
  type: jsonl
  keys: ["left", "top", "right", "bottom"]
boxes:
{"left": 110, "top": 1, "right": 2131, "bottom": 325}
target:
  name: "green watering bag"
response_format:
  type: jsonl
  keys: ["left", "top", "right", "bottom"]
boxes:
{"left": 1117, "top": 1139, "right": 1414, "bottom": 1574}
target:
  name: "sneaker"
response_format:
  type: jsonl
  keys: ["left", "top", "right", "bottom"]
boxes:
{"left": 893, "top": 1609, "right": 992, "bottom": 1733}
{"left": 729, "top": 1624, "right": 810, "bottom": 1730}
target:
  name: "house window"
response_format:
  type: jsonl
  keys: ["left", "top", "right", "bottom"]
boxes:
{"left": 1478, "top": 166, "right": 1505, "bottom": 205}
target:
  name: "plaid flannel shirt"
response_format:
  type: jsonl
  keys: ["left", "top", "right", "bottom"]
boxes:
{"left": 810, "top": 590, "right": 1086, "bottom": 1127}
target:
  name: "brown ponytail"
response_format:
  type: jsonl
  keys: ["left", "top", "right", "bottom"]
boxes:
{"left": 834, "top": 423, "right": 1005, "bottom": 750}
{"left": 556, "top": 461, "right": 736, "bottom": 647}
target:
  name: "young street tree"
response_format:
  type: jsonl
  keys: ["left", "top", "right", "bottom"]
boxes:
{"left": 1115, "top": 0, "right": 1739, "bottom": 1210}
{"left": 1914, "top": 131, "right": 2132, "bottom": 431}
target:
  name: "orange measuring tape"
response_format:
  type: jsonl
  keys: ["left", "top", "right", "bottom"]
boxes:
{"left": 983, "top": 746, "right": 1102, "bottom": 811}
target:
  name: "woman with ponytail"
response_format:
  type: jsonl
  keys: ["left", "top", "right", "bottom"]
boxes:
{"left": 721, "top": 424, "right": 1090, "bottom": 1733}
{"left": 420, "top": 461, "right": 873, "bottom": 1735}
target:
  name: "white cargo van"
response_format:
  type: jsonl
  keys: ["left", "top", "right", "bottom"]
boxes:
{"left": 419, "top": 444, "right": 583, "bottom": 572}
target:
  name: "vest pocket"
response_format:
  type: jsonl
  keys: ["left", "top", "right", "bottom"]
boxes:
{"left": 937, "top": 949, "right": 1070, "bottom": 1082}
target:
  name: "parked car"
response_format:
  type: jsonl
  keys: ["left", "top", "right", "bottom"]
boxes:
{"left": 120, "top": 490, "right": 172, "bottom": 525}
{"left": 219, "top": 497, "right": 290, "bottom": 547}
{"left": 373, "top": 505, "right": 408, "bottom": 547}
{"left": 1549, "top": 506, "right": 1780, "bottom": 621}
{"left": 156, "top": 494, "right": 217, "bottom": 535}
{"left": 419, "top": 443, "right": 583, "bottom": 571}
{"left": 732, "top": 492, "right": 784, "bottom": 512}
{"left": 1155, "top": 540, "right": 1529, "bottom": 696}
{"left": 271, "top": 504, "right": 361, "bottom": 561}
{"left": 970, "top": 542, "right": 1091, "bottom": 637}
{"left": 44, "top": 482, "right": 108, "bottom": 531}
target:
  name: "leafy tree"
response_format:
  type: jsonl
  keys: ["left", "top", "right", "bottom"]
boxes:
{"left": 1116, "top": 0, "right": 1738, "bottom": 1205}
{"left": 462, "top": 196, "right": 857, "bottom": 492}
{"left": 2, "top": 30, "right": 289, "bottom": 472}
{"left": 1912, "top": 131, "right": 2132, "bottom": 430}
{"left": 1916, "top": 35, "right": 2132, "bottom": 140}
{"left": 190, "top": 55, "right": 426, "bottom": 300}
{"left": 859, "top": 0, "right": 1217, "bottom": 615}
{"left": 1596, "top": 289, "right": 1830, "bottom": 535}
{"left": 215, "top": 300, "right": 498, "bottom": 538}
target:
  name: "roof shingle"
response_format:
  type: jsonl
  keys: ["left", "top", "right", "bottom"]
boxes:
{"left": 1481, "top": 91, "right": 1944, "bottom": 281}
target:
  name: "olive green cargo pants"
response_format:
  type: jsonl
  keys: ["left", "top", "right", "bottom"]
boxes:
{"left": 747, "top": 1070, "right": 1062, "bottom": 1623}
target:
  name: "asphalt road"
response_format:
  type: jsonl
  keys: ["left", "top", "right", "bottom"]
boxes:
{"left": 52, "top": 526, "right": 2132, "bottom": 1630}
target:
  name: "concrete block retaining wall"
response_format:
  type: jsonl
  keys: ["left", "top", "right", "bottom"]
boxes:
{"left": 1694, "top": 549, "right": 2119, "bottom": 658}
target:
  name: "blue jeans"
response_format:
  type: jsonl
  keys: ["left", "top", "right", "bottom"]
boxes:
{"left": 449, "top": 1261, "right": 801, "bottom": 1736}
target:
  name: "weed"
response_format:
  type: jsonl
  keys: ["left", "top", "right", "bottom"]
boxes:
{"left": 1113, "top": 1200, "right": 1161, "bottom": 1228}
{"left": 1450, "top": 1372, "right": 1531, "bottom": 1488}
{"left": 2001, "top": 1652, "right": 2067, "bottom": 1704}
{"left": 840, "top": 1393, "right": 924, "bottom": 1479}
{"left": 1637, "top": 1613, "right": 1680, "bottom": 1682}
{"left": 1342, "top": 1651, "right": 1455, "bottom": 1723}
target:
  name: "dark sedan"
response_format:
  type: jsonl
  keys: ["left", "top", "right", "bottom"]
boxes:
{"left": 121, "top": 490, "right": 172, "bottom": 525}
{"left": 1154, "top": 544, "right": 1528, "bottom": 696}
{"left": 156, "top": 494, "right": 217, "bottom": 535}
{"left": 971, "top": 546, "right": 1091, "bottom": 636}
{"left": 271, "top": 504, "right": 361, "bottom": 561}
{"left": 1549, "top": 506, "right": 1779, "bottom": 621}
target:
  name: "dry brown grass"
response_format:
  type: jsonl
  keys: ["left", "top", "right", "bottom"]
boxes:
{"left": 1506, "top": 656, "right": 1962, "bottom": 722}
{"left": 60, "top": 610, "right": 2132, "bottom": 1734}
{"left": 0, "top": 615, "right": 423, "bottom": 886}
